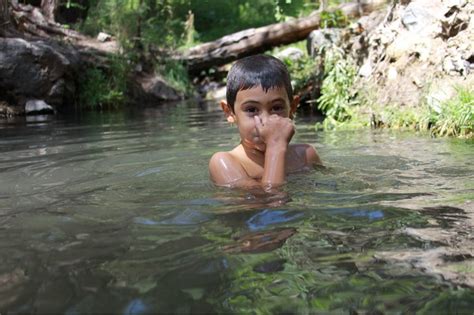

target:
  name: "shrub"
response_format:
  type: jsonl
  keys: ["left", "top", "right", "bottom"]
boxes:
{"left": 78, "top": 56, "right": 129, "bottom": 110}
{"left": 317, "top": 45, "right": 358, "bottom": 127}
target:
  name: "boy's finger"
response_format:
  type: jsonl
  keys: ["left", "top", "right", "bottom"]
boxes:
{"left": 254, "top": 115, "right": 263, "bottom": 129}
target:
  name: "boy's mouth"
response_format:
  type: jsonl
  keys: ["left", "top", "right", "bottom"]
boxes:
{"left": 242, "top": 137, "right": 266, "bottom": 151}
{"left": 252, "top": 135, "right": 264, "bottom": 144}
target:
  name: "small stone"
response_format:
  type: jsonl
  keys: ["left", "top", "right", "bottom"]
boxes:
{"left": 25, "top": 99, "right": 54, "bottom": 114}
{"left": 443, "top": 56, "right": 470, "bottom": 75}
{"left": 412, "top": 76, "right": 424, "bottom": 88}
{"left": 97, "top": 32, "right": 112, "bottom": 42}
{"left": 358, "top": 61, "right": 373, "bottom": 77}
{"left": 387, "top": 66, "right": 398, "bottom": 81}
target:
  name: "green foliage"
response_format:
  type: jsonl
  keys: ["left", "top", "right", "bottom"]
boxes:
{"left": 286, "top": 55, "right": 318, "bottom": 95}
{"left": 78, "top": 56, "right": 129, "bottom": 110}
{"left": 274, "top": 0, "right": 317, "bottom": 22}
{"left": 63, "top": 0, "right": 87, "bottom": 10}
{"left": 316, "top": 45, "right": 358, "bottom": 128}
{"left": 320, "top": 9, "right": 349, "bottom": 28}
{"left": 81, "top": 0, "right": 186, "bottom": 50}
{"left": 182, "top": 0, "right": 277, "bottom": 42}
{"left": 79, "top": 0, "right": 348, "bottom": 51}
{"left": 156, "top": 59, "right": 191, "bottom": 94}
{"left": 275, "top": 42, "right": 318, "bottom": 96}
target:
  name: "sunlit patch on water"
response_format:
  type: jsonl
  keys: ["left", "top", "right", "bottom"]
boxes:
{"left": 0, "top": 102, "right": 473, "bottom": 313}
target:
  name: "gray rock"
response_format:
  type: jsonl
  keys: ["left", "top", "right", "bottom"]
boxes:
{"left": 275, "top": 47, "right": 304, "bottom": 61}
{"left": 443, "top": 56, "right": 470, "bottom": 76}
{"left": 0, "top": 38, "right": 80, "bottom": 110}
{"left": 401, "top": 4, "right": 436, "bottom": 33}
{"left": 130, "top": 73, "right": 183, "bottom": 103}
{"left": 307, "top": 29, "right": 342, "bottom": 57}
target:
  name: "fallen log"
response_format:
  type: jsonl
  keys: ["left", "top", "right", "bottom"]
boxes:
{"left": 180, "top": 0, "right": 386, "bottom": 73}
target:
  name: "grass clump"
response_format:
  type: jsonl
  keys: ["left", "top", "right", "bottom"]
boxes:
{"left": 428, "top": 87, "right": 473, "bottom": 138}
{"left": 373, "top": 87, "right": 474, "bottom": 138}
{"left": 325, "top": 86, "right": 473, "bottom": 138}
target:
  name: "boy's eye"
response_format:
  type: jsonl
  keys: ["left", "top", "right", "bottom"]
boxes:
{"left": 272, "top": 105, "right": 284, "bottom": 112}
{"left": 244, "top": 107, "right": 258, "bottom": 114}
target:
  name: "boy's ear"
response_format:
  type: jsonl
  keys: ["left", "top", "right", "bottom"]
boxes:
{"left": 220, "top": 100, "right": 235, "bottom": 123}
{"left": 289, "top": 95, "right": 300, "bottom": 119}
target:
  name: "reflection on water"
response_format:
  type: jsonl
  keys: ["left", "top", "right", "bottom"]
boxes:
{"left": 1, "top": 101, "right": 473, "bottom": 313}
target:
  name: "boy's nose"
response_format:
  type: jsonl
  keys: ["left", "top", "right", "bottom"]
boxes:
{"left": 259, "top": 111, "right": 270, "bottom": 123}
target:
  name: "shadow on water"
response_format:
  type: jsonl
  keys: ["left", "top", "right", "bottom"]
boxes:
{"left": 0, "top": 102, "right": 473, "bottom": 313}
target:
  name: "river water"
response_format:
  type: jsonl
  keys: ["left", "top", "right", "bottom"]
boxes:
{"left": 0, "top": 101, "right": 473, "bottom": 313}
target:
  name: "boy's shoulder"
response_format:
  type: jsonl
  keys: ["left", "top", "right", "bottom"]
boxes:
{"left": 288, "top": 143, "right": 322, "bottom": 168}
{"left": 208, "top": 149, "right": 250, "bottom": 185}
{"left": 209, "top": 150, "right": 239, "bottom": 165}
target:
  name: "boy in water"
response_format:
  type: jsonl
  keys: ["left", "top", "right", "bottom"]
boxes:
{"left": 209, "top": 54, "right": 322, "bottom": 190}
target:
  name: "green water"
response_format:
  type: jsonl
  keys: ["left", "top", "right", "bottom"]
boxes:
{"left": 0, "top": 102, "right": 473, "bottom": 314}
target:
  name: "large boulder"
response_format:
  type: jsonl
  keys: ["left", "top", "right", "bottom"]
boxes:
{"left": 0, "top": 38, "right": 80, "bottom": 111}
{"left": 349, "top": 0, "right": 474, "bottom": 107}
{"left": 129, "top": 72, "right": 183, "bottom": 104}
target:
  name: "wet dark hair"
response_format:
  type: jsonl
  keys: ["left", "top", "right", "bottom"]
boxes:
{"left": 226, "top": 54, "right": 293, "bottom": 111}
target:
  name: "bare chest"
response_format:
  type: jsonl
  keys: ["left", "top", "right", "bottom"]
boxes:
{"left": 241, "top": 147, "right": 307, "bottom": 179}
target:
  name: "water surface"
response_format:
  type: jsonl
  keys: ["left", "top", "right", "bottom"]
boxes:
{"left": 1, "top": 102, "right": 473, "bottom": 313}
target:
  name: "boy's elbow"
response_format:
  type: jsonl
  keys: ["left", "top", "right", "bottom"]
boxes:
{"left": 209, "top": 152, "right": 226, "bottom": 184}
{"left": 306, "top": 145, "right": 323, "bottom": 166}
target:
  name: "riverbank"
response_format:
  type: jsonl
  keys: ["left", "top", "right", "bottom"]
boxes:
{"left": 314, "top": 0, "right": 473, "bottom": 138}
{"left": 1, "top": 0, "right": 472, "bottom": 138}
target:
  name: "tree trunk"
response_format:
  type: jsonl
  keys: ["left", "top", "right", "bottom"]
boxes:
{"left": 41, "top": 0, "right": 59, "bottom": 22}
{"left": 180, "top": 0, "right": 386, "bottom": 73}
{"left": 0, "top": 0, "right": 10, "bottom": 35}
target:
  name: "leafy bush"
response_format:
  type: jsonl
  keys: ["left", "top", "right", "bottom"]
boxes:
{"left": 274, "top": 42, "right": 318, "bottom": 97}
{"left": 78, "top": 56, "right": 129, "bottom": 109}
{"left": 316, "top": 45, "right": 358, "bottom": 127}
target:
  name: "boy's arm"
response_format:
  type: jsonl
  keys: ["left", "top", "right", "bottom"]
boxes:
{"left": 255, "top": 115, "right": 295, "bottom": 189}
{"left": 209, "top": 152, "right": 260, "bottom": 188}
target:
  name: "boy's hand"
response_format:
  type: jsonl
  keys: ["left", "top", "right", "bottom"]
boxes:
{"left": 254, "top": 115, "right": 295, "bottom": 147}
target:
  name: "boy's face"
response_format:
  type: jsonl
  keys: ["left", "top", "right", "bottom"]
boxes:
{"left": 221, "top": 85, "right": 299, "bottom": 151}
